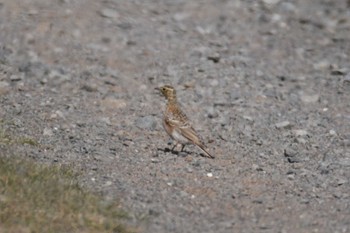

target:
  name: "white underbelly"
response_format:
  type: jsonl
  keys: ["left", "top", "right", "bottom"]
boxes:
{"left": 171, "top": 129, "right": 190, "bottom": 145}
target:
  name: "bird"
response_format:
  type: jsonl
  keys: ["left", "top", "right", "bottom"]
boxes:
{"left": 156, "top": 85, "right": 214, "bottom": 159}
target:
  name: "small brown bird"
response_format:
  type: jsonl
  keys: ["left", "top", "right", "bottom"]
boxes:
{"left": 156, "top": 85, "right": 214, "bottom": 158}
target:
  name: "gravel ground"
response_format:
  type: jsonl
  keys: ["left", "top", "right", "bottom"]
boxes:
{"left": 1, "top": 0, "right": 350, "bottom": 232}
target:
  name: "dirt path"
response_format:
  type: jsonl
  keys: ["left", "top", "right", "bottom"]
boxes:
{"left": 1, "top": 0, "right": 349, "bottom": 232}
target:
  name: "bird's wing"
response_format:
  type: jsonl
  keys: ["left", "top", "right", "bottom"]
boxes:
{"left": 178, "top": 125, "right": 202, "bottom": 145}
{"left": 179, "top": 125, "right": 215, "bottom": 158}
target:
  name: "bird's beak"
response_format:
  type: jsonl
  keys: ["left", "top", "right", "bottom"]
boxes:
{"left": 154, "top": 87, "right": 162, "bottom": 96}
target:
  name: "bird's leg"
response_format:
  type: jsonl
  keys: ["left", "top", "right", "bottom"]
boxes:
{"left": 171, "top": 143, "right": 178, "bottom": 152}
{"left": 180, "top": 144, "right": 186, "bottom": 152}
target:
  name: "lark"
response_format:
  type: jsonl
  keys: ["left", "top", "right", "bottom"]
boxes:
{"left": 156, "top": 85, "right": 214, "bottom": 159}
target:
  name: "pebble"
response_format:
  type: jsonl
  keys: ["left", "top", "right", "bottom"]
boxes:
{"left": 262, "top": 0, "right": 281, "bottom": 5}
{"left": 287, "top": 173, "right": 295, "bottom": 180}
{"left": 196, "top": 26, "right": 213, "bottom": 35}
{"left": 51, "top": 110, "right": 65, "bottom": 119}
{"left": 275, "top": 121, "right": 291, "bottom": 129}
{"left": 209, "top": 78, "right": 219, "bottom": 86}
{"left": 173, "top": 12, "right": 189, "bottom": 22}
{"left": 337, "top": 158, "right": 350, "bottom": 167}
{"left": 337, "top": 178, "right": 347, "bottom": 186}
{"left": 243, "top": 115, "right": 254, "bottom": 122}
{"left": 100, "top": 98, "right": 127, "bottom": 109}
{"left": 280, "top": 2, "right": 297, "bottom": 13}
{"left": 206, "top": 106, "right": 218, "bottom": 118}
{"left": 331, "top": 67, "right": 348, "bottom": 76}
{"left": 81, "top": 83, "right": 98, "bottom": 92}
{"left": 293, "top": 129, "right": 308, "bottom": 137}
{"left": 313, "top": 60, "right": 329, "bottom": 70}
{"left": 10, "top": 74, "right": 22, "bottom": 81}
{"left": 284, "top": 148, "right": 297, "bottom": 159}
{"left": 344, "top": 73, "right": 350, "bottom": 83}
{"left": 207, "top": 53, "right": 221, "bottom": 63}
{"left": 104, "top": 181, "right": 113, "bottom": 187}
{"left": 99, "top": 117, "right": 111, "bottom": 125}
{"left": 329, "top": 129, "right": 336, "bottom": 136}
{"left": 186, "top": 167, "right": 193, "bottom": 173}
{"left": 0, "top": 81, "right": 10, "bottom": 95}
{"left": 99, "top": 8, "right": 119, "bottom": 18}
{"left": 43, "top": 127, "right": 53, "bottom": 136}
{"left": 296, "top": 138, "right": 307, "bottom": 144}
{"left": 300, "top": 94, "right": 320, "bottom": 103}
{"left": 136, "top": 116, "right": 157, "bottom": 130}
{"left": 151, "top": 158, "right": 160, "bottom": 163}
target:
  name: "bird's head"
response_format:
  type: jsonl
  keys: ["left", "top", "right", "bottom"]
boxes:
{"left": 156, "top": 85, "right": 177, "bottom": 101}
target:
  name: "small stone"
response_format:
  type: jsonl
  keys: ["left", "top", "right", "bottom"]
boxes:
{"left": 10, "top": 74, "right": 21, "bottom": 81}
{"left": 55, "top": 110, "right": 65, "bottom": 118}
{"left": 337, "top": 158, "right": 350, "bottom": 167}
{"left": 209, "top": 79, "right": 219, "bottom": 86}
{"left": 186, "top": 167, "right": 193, "bottom": 173}
{"left": 287, "top": 174, "right": 295, "bottom": 180}
{"left": 287, "top": 157, "right": 301, "bottom": 163}
{"left": 313, "top": 60, "right": 329, "bottom": 70}
{"left": 207, "top": 172, "right": 213, "bottom": 177}
{"left": 135, "top": 116, "right": 157, "bottom": 130}
{"left": 329, "top": 129, "right": 336, "bottom": 136}
{"left": 271, "top": 14, "right": 282, "bottom": 22}
{"left": 100, "top": 98, "right": 127, "bottom": 109}
{"left": 117, "top": 22, "right": 132, "bottom": 30}
{"left": 49, "top": 111, "right": 64, "bottom": 120}
{"left": 104, "top": 181, "right": 113, "bottom": 186}
{"left": 173, "top": 12, "right": 189, "bottom": 21}
{"left": 81, "top": 83, "right": 98, "bottom": 92}
{"left": 284, "top": 148, "right": 301, "bottom": 163}
{"left": 28, "top": 8, "right": 39, "bottom": 15}
{"left": 100, "top": 117, "right": 111, "bottom": 125}
{"left": 207, "top": 53, "right": 221, "bottom": 63}
{"left": 196, "top": 26, "right": 212, "bottom": 35}
{"left": 296, "top": 138, "right": 307, "bottom": 144}
{"left": 99, "top": 8, "right": 119, "bottom": 18}
{"left": 243, "top": 115, "right": 254, "bottom": 122}
{"left": 0, "top": 81, "right": 10, "bottom": 95}
{"left": 300, "top": 94, "right": 320, "bottom": 103}
{"left": 284, "top": 148, "right": 297, "bottom": 157}
{"left": 40, "top": 78, "right": 48, "bottom": 84}
{"left": 43, "top": 127, "right": 53, "bottom": 136}
{"left": 86, "top": 43, "right": 108, "bottom": 52}
{"left": 280, "top": 2, "right": 297, "bottom": 13}
{"left": 179, "top": 190, "right": 188, "bottom": 197}
{"left": 331, "top": 67, "right": 348, "bottom": 76}
{"left": 206, "top": 107, "right": 218, "bottom": 118}
{"left": 275, "top": 121, "right": 291, "bottom": 129}
{"left": 293, "top": 129, "right": 308, "bottom": 137}
{"left": 151, "top": 158, "right": 160, "bottom": 163}
{"left": 344, "top": 73, "right": 350, "bottom": 83}
{"left": 337, "top": 178, "right": 347, "bottom": 186}
{"left": 262, "top": 0, "right": 281, "bottom": 5}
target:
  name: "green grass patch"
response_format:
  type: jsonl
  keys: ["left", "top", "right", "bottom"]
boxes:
{"left": 0, "top": 121, "right": 39, "bottom": 147}
{"left": 0, "top": 156, "right": 134, "bottom": 233}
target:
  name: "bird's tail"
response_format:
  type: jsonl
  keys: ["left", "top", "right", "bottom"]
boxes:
{"left": 197, "top": 144, "right": 215, "bottom": 159}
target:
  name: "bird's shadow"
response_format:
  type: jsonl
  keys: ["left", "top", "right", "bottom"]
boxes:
{"left": 157, "top": 147, "right": 189, "bottom": 157}
{"left": 157, "top": 147, "right": 209, "bottom": 158}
